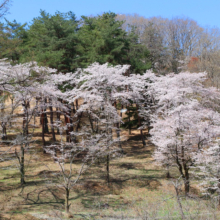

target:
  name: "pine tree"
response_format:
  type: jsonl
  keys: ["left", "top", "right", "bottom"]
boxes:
{"left": 0, "top": 19, "right": 27, "bottom": 63}
{"left": 25, "top": 10, "right": 79, "bottom": 72}
{"left": 77, "top": 12, "right": 130, "bottom": 67}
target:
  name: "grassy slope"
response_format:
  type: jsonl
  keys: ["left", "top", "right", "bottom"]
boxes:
{"left": 0, "top": 99, "right": 219, "bottom": 219}
{"left": 0, "top": 129, "right": 219, "bottom": 220}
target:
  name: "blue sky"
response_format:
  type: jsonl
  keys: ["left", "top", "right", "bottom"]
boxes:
{"left": 4, "top": 0, "right": 220, "bottom": 28}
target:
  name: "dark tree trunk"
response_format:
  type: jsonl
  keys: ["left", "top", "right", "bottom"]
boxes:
{"left": 44, "top": 116, "right": 49, "bottom": 133}
{"left": 95, "top": 118, "right": 99, "bottom": 134}
{"left": 72, "top": 102, "right": 76, "bottom": 114}
{"left": 176, "top": 153, "right": 190, "bottom": 196}
{"left": 15, "top": 146, "right": 26, "bottom": 185}
{"left": 166, "top": 169, "right": 171, "bottom": 178}
{"left": 64, "top": 102, "right": 71, "bottom": 142}
{"left": 70, "top": 104, "right": 75, "bottom": 133}
{"left": 20, "top": 145, "right": 25, "bottom": 185}
{"left": 41, "top": 110, "right": 46, "bottom": 152}
{"left": 65, "top": 188, "right": 70, "bottom": 213}
{"left": 76, "top": 112, "right": 83, "bottom": 132}
{"left": 128, "top": 107, "right": 132, "bottom": 135}
{"left": 88, "top": 114, "right": 94, "bottom": 132}
{"left": 22, "top": 101, "right": 29, "bottom": 135}
{"left": 2, "top": 123, "right": 7, "bottom": 140}
{"left": 184, "top": 169, "right": 190, "bottom": 196}
{"left": 137, "top": 105, "right": 146, "bottom": 147}
{"left": 76, "top": 99, "right": 79, "bottom": 110}
{"left": 65, "top": 115, "right": 70, "bottom": 142}
{"left": 49, "top": 100, "right": 56, "bottom": 142}
{"left": 120, "top": 105, "right": 123, "bottom": 119}
{"left": 139, "top": 125, "right": 146, "bottom": 146}
{"left": 9, "top": 97, "right": 14, "bottom": 127}
{"left": 44, "top": 98, "right": 49, "bottom": 133}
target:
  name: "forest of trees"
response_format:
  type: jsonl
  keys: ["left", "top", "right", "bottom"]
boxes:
{"left": 2, "top": 6, "right": 220, "bottom": 219}
{"left": 1, "top": 11, "right": 220, "bottom": 79}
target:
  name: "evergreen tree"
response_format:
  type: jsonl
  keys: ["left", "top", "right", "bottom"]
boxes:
{"left": 77, "top": 12, "right": 129, "bottom": 67}
{"left": 77, "top": 12, "right": 151, "bottom": 72}
{"left": 126, "top": 26, "right": 151, "bottom": 73}
{"left": 25, "top": 10, "right": 79, "bottom": 72}
{"left": 0, "top": 19, "right": 27, "bottom": 63}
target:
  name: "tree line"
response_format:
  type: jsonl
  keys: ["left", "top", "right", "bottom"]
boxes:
{"left": 2, "top": 10, "right": 220, "bottom": 83}
{"left": 117, "top": 14, "right": 220, "bottom": 84}
{"left": 0, "top": 11, "right": 151, "bottom": 74}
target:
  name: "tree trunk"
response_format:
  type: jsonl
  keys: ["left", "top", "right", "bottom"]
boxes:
{"left": 88, "top": 114, "right": 94, "bottom": 133}
{"left": 15, "top": 147, "right": 26, "bottom": 185}
{"left": 35, "top": 97, "right": 39, "bottom": 114}
{"left": 44, "top": 98, "right": 49, "bottom": 133}
{"left": 1, "top": 92, "right": 7, "bottom": 140}
{"left": 72, "top": 102, "right": 76, "bottom": 114}
{"left": 166, "top": 171, "right": 171, "bottom": 179}
{"left": 56, "top": 107, "right": 60, "bottom": 134}
{"left": 20, "top": 147, "right": 25, "bottom": 185}
{"left": 174, "top": 183, "right": 185, "bottom": 219}
{"left": 2, "top": 123, "right": 7, "bottom": 140}
{"left": 184, "top": 169, "right": 190, "bottom": 196}
{"left": 20, "top": 101, "right": 29, "bottom": 184}
{"left": 64, "top": 103, "right": 71, "bottom": 142}
{"left": 65, "top": 115, "right": 70, "bottom": 142}
{"left": 49, "top": 100, "right": 56, "bottom": 142}
{"left": 70, "top": 105, "right": 74, "bottom": 133}
{"left": 41, "top": 111, "right": 46, "bottom": 152}
{"left": 76, "top": 99, "right": 79, "bottom": 110}
{"left": 65, "top": 188, "right": 70, "bottom": 213}
{"left": 128, "top": 107, "right": 131, "bottom": 135}
{"left": 76, "top": 112, "right": 83, "bottom": 132}
{"left": 22, "top": 101, "right": 29, "bottom": 135}
{"left": 10, "top": 97, "right": 14, "bottom": 127}
{"left": 20, "top": 145, "right": 25, "bottom": 185}
{"left": 166, "top": 165, "right": 171, "bottom": 178}
{"left": 137, "top": 104, "right": 146, "bottom": 147}
{"left": 120, "top": 105, "right": 123, "bottom": 121}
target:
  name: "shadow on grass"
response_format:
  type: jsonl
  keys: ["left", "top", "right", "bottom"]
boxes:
{"left": 0, "top": 128, "right": 165, "bottom": 217}
{"left": 81, "top": 196, "right": 129, "bottom": 210}
{"left": 110, "top": 175, "right": 162, "bottom": 190}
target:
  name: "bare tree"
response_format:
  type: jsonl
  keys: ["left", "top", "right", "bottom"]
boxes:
{"left": 0, "top": 0, "right": 12, "bottom": 18}
{"left": 117, "top": 14, "right": 220, "bottom": 76}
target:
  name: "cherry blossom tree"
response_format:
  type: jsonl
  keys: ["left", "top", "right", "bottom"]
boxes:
{"left": 49, "top": 63, "right": 148, "bottom": 187}
{"left": 194, "top": 146, "right": 220, "bottom": 201}
{"left": 43, "top": 62, "right": 149, "bottom": 213}
{"left": 0, "top": 59, "right": 59, "bottom": 184}
{"left": 45, "top": 121, "right": 120, "bottom": 214}
{"left": 0, "top": 61, "right": 147, "bottom": 212}
{"left": 193, "top": 128, "right": 220, "bottom": 203}
{"left": 143, "top": 71, "right": 220, "bottom": 195}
